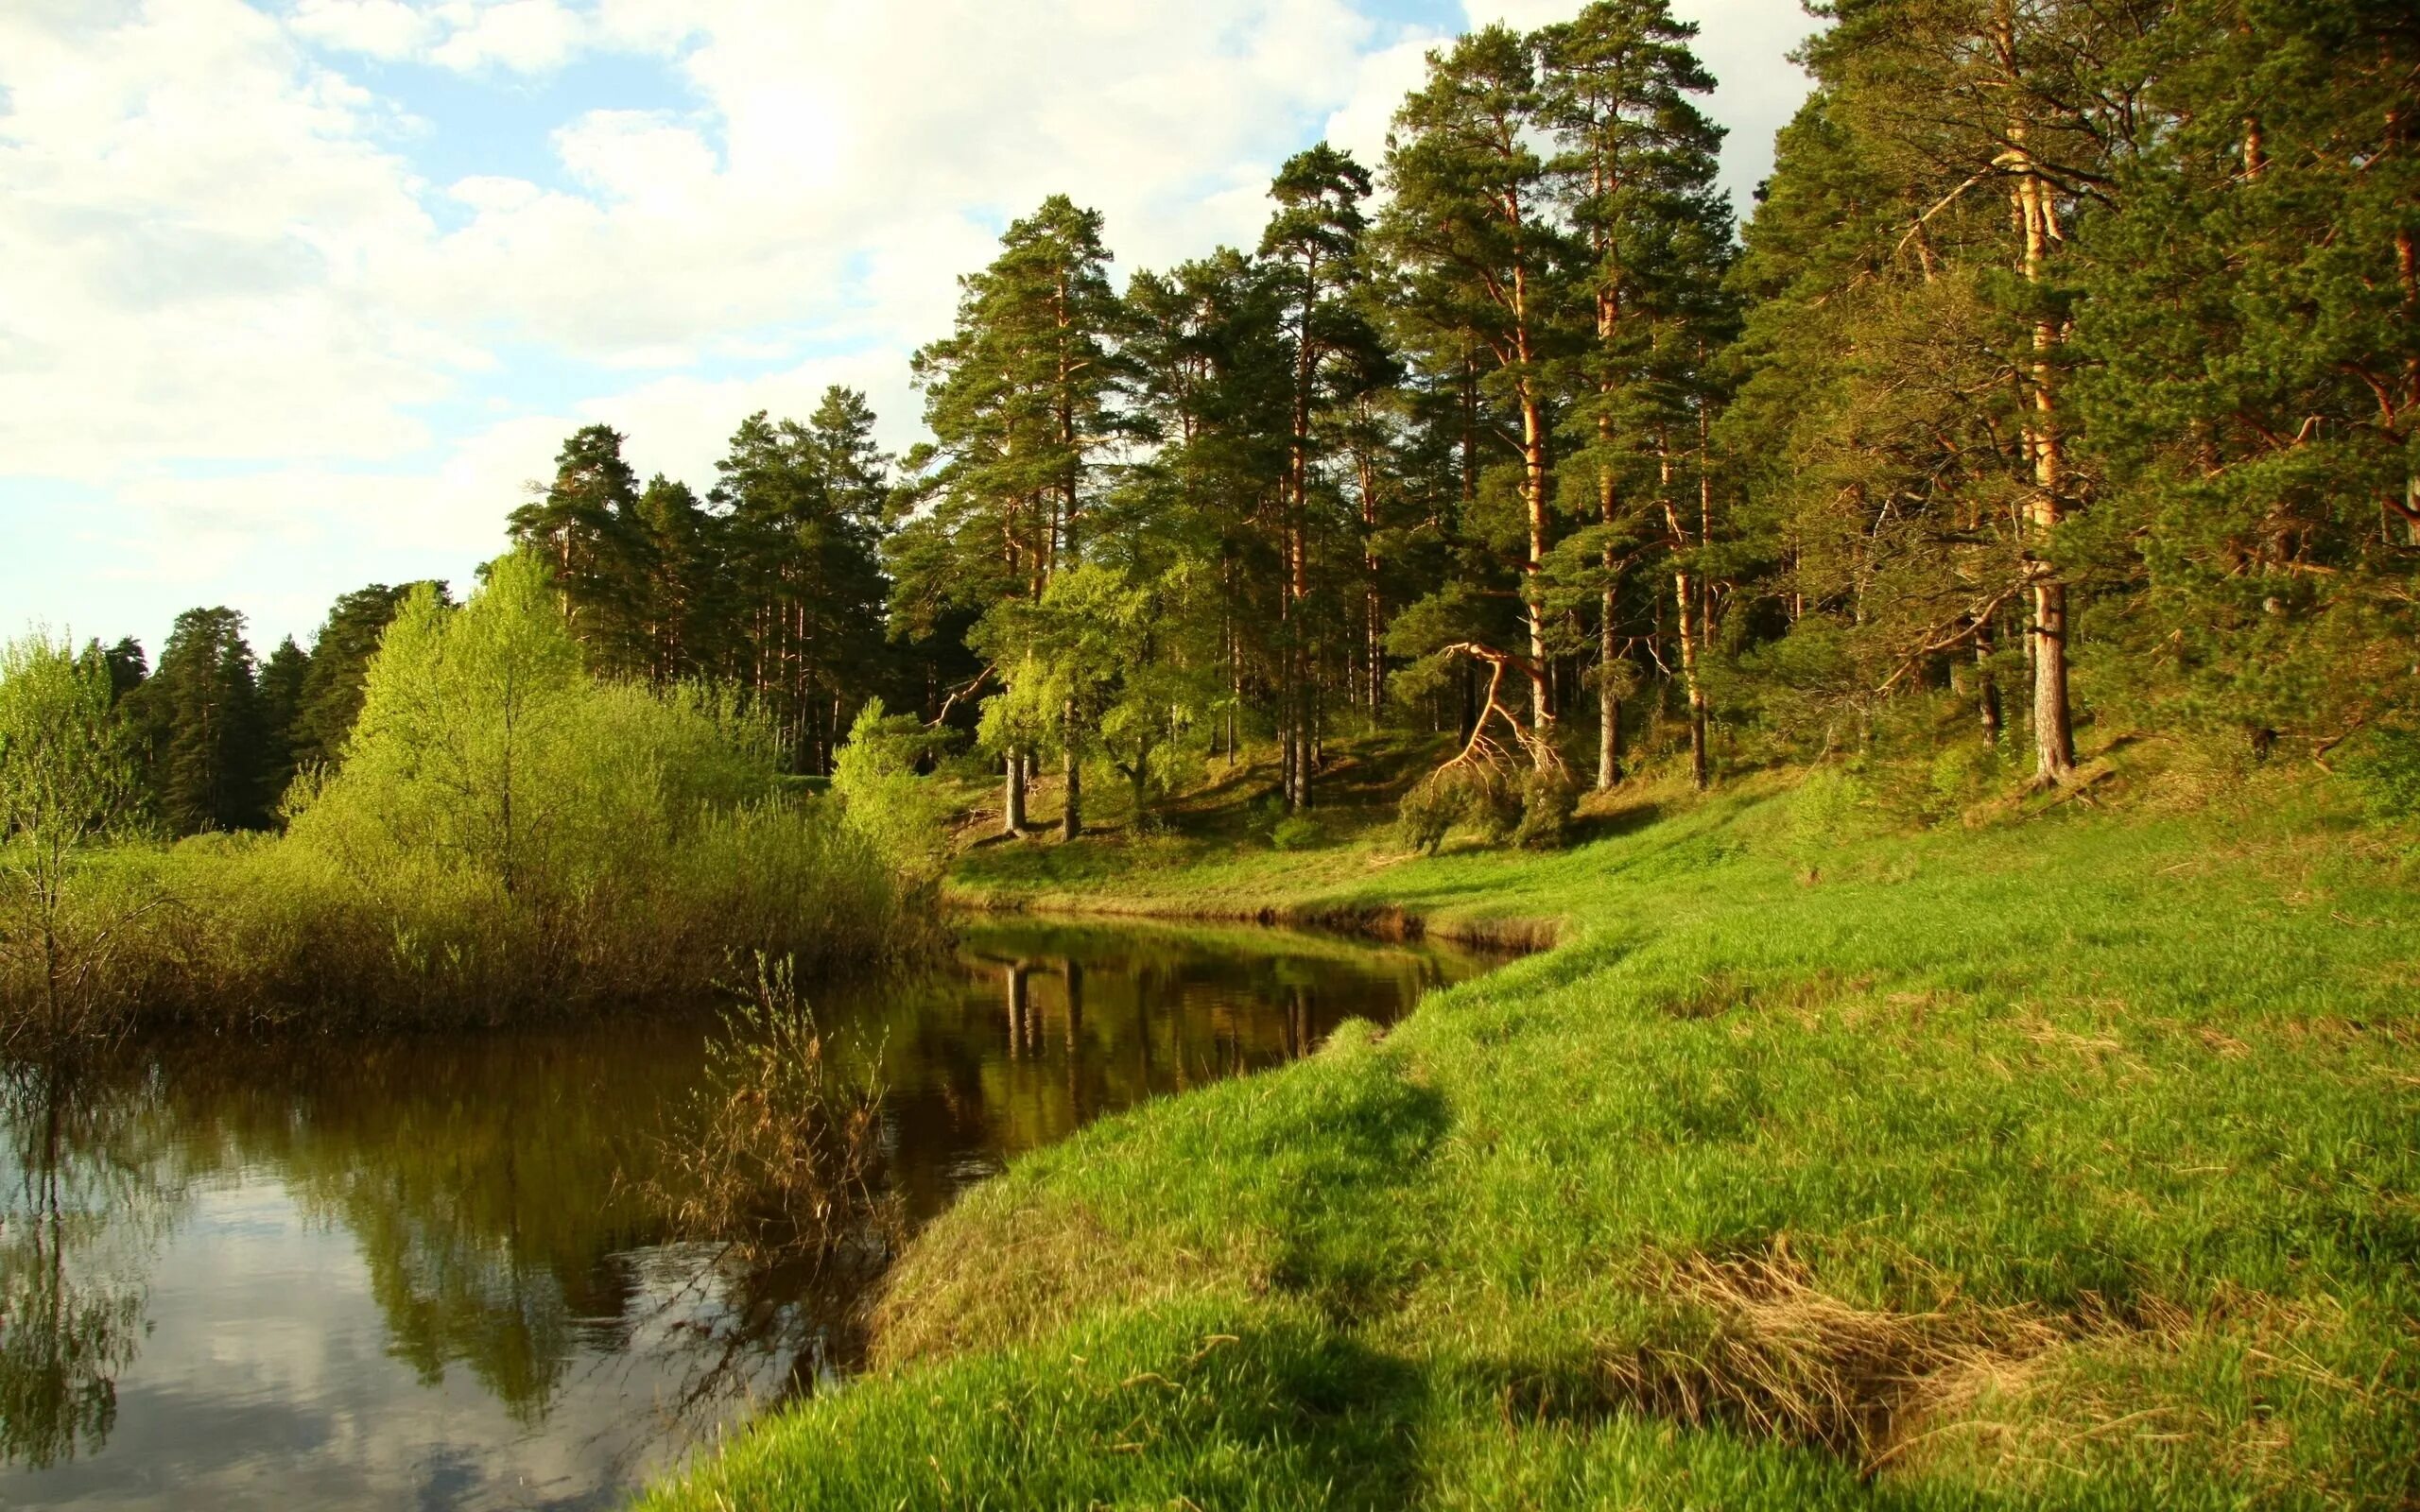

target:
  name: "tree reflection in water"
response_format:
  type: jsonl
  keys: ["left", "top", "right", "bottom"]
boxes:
{"left": 0, "top": 1060, "right": 184, "bottom": 1469}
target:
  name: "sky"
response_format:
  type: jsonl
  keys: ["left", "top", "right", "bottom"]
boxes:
{"left": 0, "top": 0, "right": 1818, "bottom": 656}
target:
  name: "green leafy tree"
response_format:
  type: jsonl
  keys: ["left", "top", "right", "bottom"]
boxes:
{"left": 311, "top": 553, "right": 584, "bottom": 902}
{"left": 973, "top": 561, "right": 1218, "bottom": 835}
{"left": 0, "top": 632, "right": 146, "bottom": 1043}
{"left": 829, "top": 697, "right": 957, "bottom": 885}
{"left": 290, "top": 583, "right": 445, "bottom": 775}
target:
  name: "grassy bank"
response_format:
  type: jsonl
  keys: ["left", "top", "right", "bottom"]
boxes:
{"left": 646, "top": 750, "right": 2420, "bottom": 1509}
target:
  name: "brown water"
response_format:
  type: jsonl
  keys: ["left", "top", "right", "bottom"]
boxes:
{"left": 0, "top": 918, "right": 1496, "bottom": 1511}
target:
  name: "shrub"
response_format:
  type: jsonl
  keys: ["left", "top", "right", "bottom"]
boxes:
{"left": 1395, "top": 765, "right": 1522, "bottom": 854}
{"left": 1269, "top": 815, "right": 1321, "bottom": 851}
{"left": 830, "top": 697, "right": 959, "bottom": 885}
{"left": 1394, "top": 775, "right": 1460, "bottom": 855}
{"left": 1927, "top": 741, "right": 2004, "bottom": 811}
{"left": 1784, "top": 765, "right": 1872, "bottom": 864}
{"left": 642, "top": 953, "right": 893, "bottom": 1265}
{"left": 2342, "top": 725, "right": 2420, "bottom": 821}
{"left": 1512, "top": 767, "right": 1580, "bottom": 850}
{"left": 0, "top": 631, "right": 151, "bottom": 1048}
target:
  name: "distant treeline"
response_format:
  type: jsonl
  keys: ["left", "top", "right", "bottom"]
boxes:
{"left": 96, "top": 0, "right": 2418, "bottom": 839}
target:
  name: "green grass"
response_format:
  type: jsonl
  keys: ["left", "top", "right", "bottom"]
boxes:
{"left": 642, "top": 747, "right": 2420, "bottom": 1510}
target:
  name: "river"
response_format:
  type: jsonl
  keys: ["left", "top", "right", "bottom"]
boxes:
{"left": 0, "top": 918, "right": 1497, "bottom": 1510}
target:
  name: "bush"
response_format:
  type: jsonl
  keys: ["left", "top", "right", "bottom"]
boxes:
{"left": 1512, "top": 767, "right": 1579, "bottom": 850}
{"left": 1394, "top": 776, "right": 1458, "bottom": 855}
{"left": 1395, "top": 765, "right": 1522, "bottom": 855}
{"left": 1784, "top": 765, "right": 1872, "bottom": 864}
{"left": 642, "top": 953, "right": 893, "bottom": 1265}
{"left": 829, "top": 697, "right": 958, "bottom": 885}
{"left": 0, "top": 631, "right": 149, "bottom": 1048}
{"left": 1927, "top": 741, "right": 2004, "bottom": 808}
{"left": 1269, "top": 815, "right": 1321, "bottom": 851}
{"left": 2342, "top": 725, "right": 2420, "bottom": 821}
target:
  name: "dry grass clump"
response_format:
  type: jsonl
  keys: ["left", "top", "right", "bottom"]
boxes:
{"left": 1594, "top": 1246, "right": 2064, "bottom": 1463}
{"left": 1582, "top": 1246, "right": 2384, "bottom": 1503}
{"left": 644, "top": 954, "right": 895, "bottom": 1267}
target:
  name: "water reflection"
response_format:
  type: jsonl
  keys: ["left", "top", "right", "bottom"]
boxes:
{"left": 0, "top": 919, "right": 1495, "bottom": 1510}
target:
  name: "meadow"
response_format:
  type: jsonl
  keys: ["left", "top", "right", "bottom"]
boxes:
{"left": 644, "top": 746, "right": 2420, "bottom": 1510}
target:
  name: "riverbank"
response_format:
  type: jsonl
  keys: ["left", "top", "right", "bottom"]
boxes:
{"left": 645, "top": 756, "right": 2420, "bottom": 1510}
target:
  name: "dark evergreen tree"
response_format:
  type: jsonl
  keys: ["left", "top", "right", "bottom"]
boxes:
{"left": 1379, "top": 26, "right": 1580, "bottom": 768}
{"left": 1260, "top": 144, "right": 1389, "bottom": 808}
{"left": 1539, "top": 0, "right": 1731, "bottom": 788}
{"left": 710, "top": 397, "right": 890, "bottom": 774}
{"left": 254, "top": 635, "right": 311, "bottom": 817}
{"left": 136, "top": 607, "right": 266, "bottom": 833}
{"left": 509, "top": 423, "right": 653, "bottom": 676}
{"left": 2071, "top": 0, "right": 2420, "bottom": 759}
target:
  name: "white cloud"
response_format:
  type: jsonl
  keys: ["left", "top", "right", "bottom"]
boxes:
{"left": 551, "top": 109, "right": 719, "bottom": 206}
{"left": 1321, "top": 32, "right": 1449, "bottom": 169}
{"left": 1, "top": 0, "right": 1817, "bottom": 651}
{"left": 288, "top": 0, "right": 434, "bottom": 58}
{"left": 425, "top": 0, "right": 586, "bottom": 72}
{"left": 0, "top": 0, "right": 451, "bottom": 478}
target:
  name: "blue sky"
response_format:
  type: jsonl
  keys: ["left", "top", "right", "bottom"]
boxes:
{"left": 0, "top": 0, "right": 1815, "bottom": 656}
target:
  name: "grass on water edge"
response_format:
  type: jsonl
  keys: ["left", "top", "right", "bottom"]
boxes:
{"left": 642, "top": 738, "right": 2420, "bottom": 1510}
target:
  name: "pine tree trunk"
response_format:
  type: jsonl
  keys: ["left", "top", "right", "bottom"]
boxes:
{"left": 1003, "top": 750, "right": 1026, "bottom": 836}
{"left": 1518, "top": 377, "right": 1552, "bottom": 765}
{"left": 1658, "top": 437, "right": 1709, "bottom": 790}
{"left": 1675, "top": 575, "right": 1708, "bottom": 789}
{"left": 2004, "top": 32, "right": 2076, "bottom": 784}
{"left": 2398, "top": 227, "right": 2418, "bottom": 547}
{"left": 1598, "top": 451, "right": 1623, "bottom": 791}
{"left": 1689, "top": 404, "right": 1714, "bottom": 790}
{"left": 1977, "top": 622, "right": 2004, "bottom": 744}
{"left": 1599, "top": 598, "right": 1623, "bottom": 791}
{"left": 1062, "top": 747, "right": 1081, "bottom": 840}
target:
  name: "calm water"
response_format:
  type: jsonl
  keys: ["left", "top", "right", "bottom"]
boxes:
{"left": 0, "top": 919, "right": 1495, "bottom": 1511}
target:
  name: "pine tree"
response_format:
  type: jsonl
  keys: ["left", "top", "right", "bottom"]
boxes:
{"left": 902, "top": 197, "right": 1133, "bottom": 835}
{"left": 710, "top": 401, "right": 890, "bottom": 774}
{"left": 632, "top": 474, "right": 717, "bottom": 684}
{"left": 1539, "top": 0, "right": 1732, "bottom": 788}
{"left": 2071, "top": 0, "right": 2420, "bottom": 758}
{"left": 138, "top": 607, "right": 266, "bottom": 833}
{"left": 1380, "top": 26, "right": 1579, "bottom": 768}
{"left": 1260, "top": 144, "right": 1388, "bottom": 809}
{"left": 509, "top": 424, "right": 653, "bottom": 677}
{"left": 1121, "top": 249, "right": 1291, "bottom": 770}
{"left": 255, "top": 635, "right": 311, "bottom": 818}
